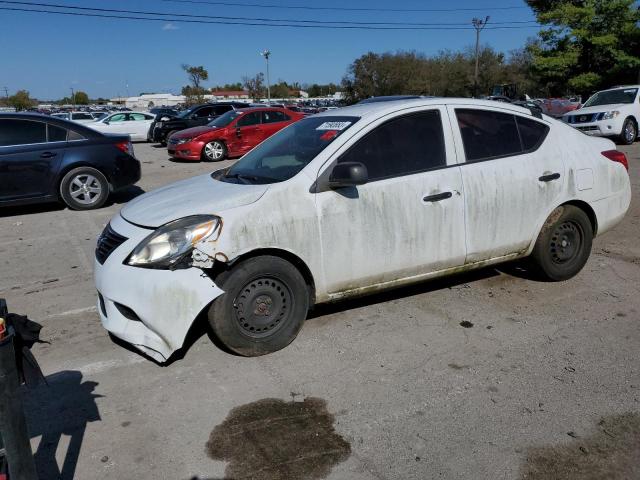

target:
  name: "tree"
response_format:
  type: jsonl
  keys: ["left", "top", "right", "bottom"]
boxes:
{"left": 182, "top": 64, "right": 209, "bottom": 103}
{"left": 74, "top": 91, "right": 89, "bottom": 105}
{"left": 270, "top": 81, "right": 291, "bottom": 99}
{"left": 526, "top": 0, "right": 640, "bottom": 97}
{"left": 181, "top": 85, "right": 208, "bottom": 105}
{"left": 242, "top": 73, "right": 265, "bottom": 100}
{"left": 8, "top": 90, "right": 35, "bottom": 111}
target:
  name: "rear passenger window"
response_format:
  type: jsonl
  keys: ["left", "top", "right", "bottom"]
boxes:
{"left": 262, "top": 110, "right": 287, "bottom": 123}
{"left": 517, "top": 116, "right": 549, "bottom": 151}
{"left": 338, "top": 110, "right": 446, "bottom": 181}
{"left": 48, "top": 124, "right": 68, "bottom": 142}
{"left": 68, "top": 130, "right": 86, "bottom": 141}
{"left": 0, "top": 119, "right": 47, "bottom": 146}
{"left": 456, "top": 109, "right": 521, "bottom": 161}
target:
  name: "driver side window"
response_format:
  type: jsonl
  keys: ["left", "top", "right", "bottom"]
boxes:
{"left": 338, "top": 110, "right": 446, "bottom": 182}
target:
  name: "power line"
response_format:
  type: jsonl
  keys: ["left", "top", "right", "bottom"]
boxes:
{"left": 0, "top": 1, "right": 538, "bottom": 27}
{"left": 0, "top": 6, "right": 541, "bottom": 30}
{"left": 161, "top": 0, "right": 529, "bottom": 13}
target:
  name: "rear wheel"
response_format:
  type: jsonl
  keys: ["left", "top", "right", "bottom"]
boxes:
{"left": 208, "top": 256, "right": 309, "bottom": 356}
{"left": 529, "top": 206, "right": 593, "bottom": 281}
{"left": 202, "top": 140, "right": 227, "bottom": 162}
{"left": 619, "top": 117, "right": 637, "bottom": 145}
{"left": 59, "top": 167, "right": 109, "bottom": 210}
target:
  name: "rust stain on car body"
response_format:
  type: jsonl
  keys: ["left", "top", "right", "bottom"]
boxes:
{"left": 520, "top": 413, "right": 640, "bottom": 479}
{"left": 206, "top": 397, "right": 351, "bottom": 480}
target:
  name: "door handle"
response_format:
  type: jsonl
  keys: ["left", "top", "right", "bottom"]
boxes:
{"left": 423, "top": 191, "right": 453, "bottom": 202}
{"left": 539, "top": 172, "right": 561, "bottom": 182}
{"left": 40, "top": 152, "right": 57, "bottom": 159}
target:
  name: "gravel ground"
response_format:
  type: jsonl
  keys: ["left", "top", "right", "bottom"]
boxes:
{"left": 0, "top": 140, "right": 638, "bottom": 480}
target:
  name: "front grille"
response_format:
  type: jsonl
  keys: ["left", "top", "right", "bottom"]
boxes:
{"left": 95, "top": 223, "right": 128, "bottom": 265}
{"left": 577, "top": 126, "right": 599, "bottom": 133}
{"left": 569, "top": 113, "right": 598, "bottom": 124}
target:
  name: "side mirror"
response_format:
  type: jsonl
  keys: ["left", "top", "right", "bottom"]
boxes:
{"left": 328, "top": 162, "right": 368, "bottom": 188}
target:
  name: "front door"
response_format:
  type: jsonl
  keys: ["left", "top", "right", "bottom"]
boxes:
{"left": 449, "top": 106, "right": 563, "bottom": 263}
{"left": 234, "top": 111, "right": 264, "bottom": 154}
{"left": 316, "top": 108, "right": 466, "bottom": 295}
{"left": 0, "top": 119, "right": 65, "bottom": 201}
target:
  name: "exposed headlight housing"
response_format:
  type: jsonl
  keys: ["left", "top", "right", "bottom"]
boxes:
{"left": 175, "top": 138, "right": 192, "bottom": 145}
{"left": 126, "top": 215, "right": 221, "bottom": 269}
{"left": 602, "top": 111, "right": 620, "bottom": 120}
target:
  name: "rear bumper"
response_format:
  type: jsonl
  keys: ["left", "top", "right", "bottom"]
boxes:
{"left": 592, "top": 183, "right": 632, "bottom": 237}
{"left": 111, "top": 154, "right": 141, "bottom": 190}
{"left": 93, "top": 214, "right": 224, "bottom": 362}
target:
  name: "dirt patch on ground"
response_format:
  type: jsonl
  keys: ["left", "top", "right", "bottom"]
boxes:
{"left": 206, "top": 397, "right": 351, "bottom": 480}
{"left": 520, "top": 413, "right": 640, "bottom": 479}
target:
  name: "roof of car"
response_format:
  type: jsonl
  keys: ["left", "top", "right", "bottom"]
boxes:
{"left": 0, "top": 112, "right": 102, "bottom": 136}
{"left": 314, "top": 97, "right": 548, "bottom": 121}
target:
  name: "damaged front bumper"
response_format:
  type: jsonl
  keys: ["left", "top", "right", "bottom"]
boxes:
{"left": 93, "top": 214, "right": 224, "bottom": 363}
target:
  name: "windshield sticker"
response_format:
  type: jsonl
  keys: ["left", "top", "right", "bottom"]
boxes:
{"left": 320, "top": 130, "right": 339, "bottom": 141}
{"left": 316, "top": 121, "right": 351, "bottom": 131}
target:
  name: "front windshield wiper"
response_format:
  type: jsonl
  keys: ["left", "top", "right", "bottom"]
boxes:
{"left": 223, "top": 172, "right": 280, "bottom": 184}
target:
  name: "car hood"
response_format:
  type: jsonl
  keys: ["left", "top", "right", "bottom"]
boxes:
{"left": 173, "top": 126, "right": 219, "bottom": 139}
{"left": 120, "top": 173, "right": 268, "bottom": 227}
{"left": 567, "top": 104, "right": 628, "bottom": 116}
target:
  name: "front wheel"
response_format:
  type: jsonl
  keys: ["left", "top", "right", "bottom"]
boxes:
{"left": 619, "top": 118, "right": 637, "bottom": 145}
{"left": 202, "top": 140, "right": 227, "bottom": 162}
{"left": 59, "top": 167, "right": 109, "bottom": 210}
{"left": 208, "top": 256, "right": 309, "bottom": 356}
{"left": 529, "top": 206, "right": 593, "bottom": 281}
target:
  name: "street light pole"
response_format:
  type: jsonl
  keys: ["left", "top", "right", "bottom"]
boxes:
{"left": 472, "top": 16, "right": 490, "bottom": 98}
{"left": 70, "top": 87, "right": 75, "bottom": 109}
{"left": 261, "top": 49, "right": 271, "bottom": 104}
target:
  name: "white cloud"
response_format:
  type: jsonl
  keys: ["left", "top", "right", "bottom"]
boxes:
{"left": 162, "top": 23, "right": 179, "bottom": 31}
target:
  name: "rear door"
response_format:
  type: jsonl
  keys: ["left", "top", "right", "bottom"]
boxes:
{"left": 260, "top": 110, "right": 290, "bottom": 141}
{"left": 0, "top": 119, "right": 66, "bottom": 201}
{"left": 448, "top": 106, "right": 561, "bottom": 263}
{"left": 126, "top": 113, "right": 155, "bottom": 140}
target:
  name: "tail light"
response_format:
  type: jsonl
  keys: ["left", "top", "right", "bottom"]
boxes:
{"left": 115, "top": 140, "right": 134, "bottom": 156}
{"left": 601, "top": 150, "right": 628, "bottom": 171}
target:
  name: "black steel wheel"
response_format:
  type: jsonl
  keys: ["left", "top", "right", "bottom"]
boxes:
{"left": 530, "top": 205, "right": 593, "bottom": 281}
{"left": 208, "top": 256, "right": 309, "bottom": 356}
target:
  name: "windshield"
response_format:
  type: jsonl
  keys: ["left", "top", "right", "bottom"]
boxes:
{"left": 583, "top": 88, "right": 638, "bottom": 107}
{"left": 218, "top": 116, "right": 359, "bottom": 184}
{"left": 177, "top": 106, "right": 197, "bottom": 118}
{"left": 208, "top": 110, "right": 242, "bottom": 127}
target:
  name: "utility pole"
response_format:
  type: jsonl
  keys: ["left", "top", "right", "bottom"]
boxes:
{"left": 70, "top": 87, "right": 75, "bottom": 108}
{"left": 472, "top": 16, "right": 490, "bottom": 98}
{"left": 2, "top": 86, "right": 8, "bottom": 103}
{"left": 261, "top": 49, "right": 271, "bottom": 104}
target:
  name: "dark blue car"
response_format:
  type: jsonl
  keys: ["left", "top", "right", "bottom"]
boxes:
{"left": 0, "top": 113, "right": 141, "bottom": 210}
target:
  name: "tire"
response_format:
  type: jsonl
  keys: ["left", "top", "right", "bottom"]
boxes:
{"left": 208, "top": 256, "right": 309, "bottom": 356}
{"left": 529, "top": 205, "right": 593, "bottom": 281}
{"left": 619, "top": 117, "right": 637, "bottom": 145}
{"left": 201, "top": 140, "right": 227, "bottom": 162}
{"left": 59, "top": 167, "right": 109, "bottom": 210}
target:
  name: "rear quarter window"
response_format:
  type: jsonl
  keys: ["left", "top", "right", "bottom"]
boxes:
{"left": 516, "top": 116, "right": 550, "bottom": 151}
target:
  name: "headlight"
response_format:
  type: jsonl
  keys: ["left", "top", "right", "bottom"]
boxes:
{"left": 175, "top": 138, "right": 192, "bottom": 145}
{"left": 602, "top": 111, "right": 620, "bottom": 120}
{"left": 126, "top": 215, "right": 221, "bottom": 268}
{"left": 156, "top": 121, "right": 163, "bottom": 128}
{"left": 160, "top": 116, "right": 170, "bottom": 121}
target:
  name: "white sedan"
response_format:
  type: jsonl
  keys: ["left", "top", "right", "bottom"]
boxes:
{"left": 94, "top": 98, "right": 631, "bottom": 362}
{"left": 89, "top": 112, "right": 155, "bottom": 141}
{"left": 51, "top": 111, "right": 97, "bottom": 124}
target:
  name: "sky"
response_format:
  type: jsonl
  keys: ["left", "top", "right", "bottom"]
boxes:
{"left": 0, "top": 0, "right": 540, "bottom": 100}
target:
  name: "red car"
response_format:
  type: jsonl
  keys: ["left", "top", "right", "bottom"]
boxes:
{"left": 167, "top": 107, "right": 304, "bottom": 161}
